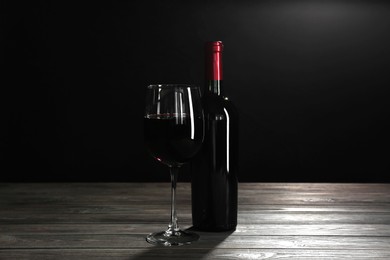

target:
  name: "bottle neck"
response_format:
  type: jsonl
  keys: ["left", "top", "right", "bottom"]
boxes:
{"left": 206, "top": 80, "right": 223, "bottom": 96}
{"left": 205, "top": 41, "right": 223, "bottom": 96}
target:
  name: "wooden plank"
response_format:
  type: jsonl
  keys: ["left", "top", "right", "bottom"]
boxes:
{"left": 1, "top": 212, "right": 390, "bottom": 225}
{"left": 2, "top": 204, "right": 390, "bottom": 213}
{"left": 1, "top": 183, "right": 390, "bottom": 196}
{"left": 2, "top": 183, "right": 390, "bottom": 206}
{"left": 1, "top": 234, "right": 390, "bottom": 250}
{"left": 1, "top": 182, "right": 389, "bottom": 191}
{"left": 1, "top": 248, "right": 390, "bottom": 260}
{"left": 1, "top": 223, "right": 390, "bottom": 236}
{"left": 2, "top": 196, "right": 390, "bottom": 207}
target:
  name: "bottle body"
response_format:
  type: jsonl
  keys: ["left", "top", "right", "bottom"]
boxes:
{"left": 191, "top": 42, "right": 238, "bottom": 231}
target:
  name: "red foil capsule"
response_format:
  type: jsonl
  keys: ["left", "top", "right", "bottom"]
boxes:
{"left": 205, "top": 41, "right": 223, "bottom": 81}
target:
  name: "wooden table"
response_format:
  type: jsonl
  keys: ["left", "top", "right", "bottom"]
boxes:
{"left": 1, "top": 183, "right": 390, "bottom": 259}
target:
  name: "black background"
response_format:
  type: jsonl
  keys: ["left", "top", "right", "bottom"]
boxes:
{"left": 2, "top": 0, "right": 390, "bottom": 182}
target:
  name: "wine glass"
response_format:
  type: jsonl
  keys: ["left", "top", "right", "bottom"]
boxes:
{"left": 143, "top": 84, "right": 204, "bottom": 246}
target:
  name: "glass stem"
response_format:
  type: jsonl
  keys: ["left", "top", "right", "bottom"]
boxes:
{"left": 168, "top": 166, "right": 179, "bottom": 235}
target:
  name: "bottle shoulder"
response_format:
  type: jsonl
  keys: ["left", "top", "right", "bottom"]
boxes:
{"left": 203, "top": 94, "right": 234, "bottom": 108}
{"left": 222, "top": 96, "right": 238, "bottom": 113}
{"left": 202, "top": 94, "right": 238, "bottom": 121}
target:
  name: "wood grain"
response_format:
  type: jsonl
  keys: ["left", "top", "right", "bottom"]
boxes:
{"left": 1, "top": 183, "right": 390, "bottom": 259}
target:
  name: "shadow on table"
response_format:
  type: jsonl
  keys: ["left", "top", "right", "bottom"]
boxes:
{"left": 131, "top": 227, "right": 234, "bottom": 259}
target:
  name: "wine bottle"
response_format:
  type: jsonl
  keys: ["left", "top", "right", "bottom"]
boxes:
{"left": 191, "top": 41, "right": 238, "bottom": 231}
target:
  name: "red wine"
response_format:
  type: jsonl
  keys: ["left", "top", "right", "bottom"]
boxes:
{"left": 191, "top": 41, "right": 239, "bottom": 231}
{"left": 144, "top": 114, "right": 203, "bottom": 167}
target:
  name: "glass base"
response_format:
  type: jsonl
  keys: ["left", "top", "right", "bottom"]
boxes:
{"left": 146, "top": 229, "right": 200, "bottom": 246}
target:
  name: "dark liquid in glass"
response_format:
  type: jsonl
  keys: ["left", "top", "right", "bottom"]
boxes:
{"left": 144, "top": 114, "right": 203, "bottom": 167}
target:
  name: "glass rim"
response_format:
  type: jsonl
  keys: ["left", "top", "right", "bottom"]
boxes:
{"left": 147, "top": 84, "right": 199, "bottom": 89}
